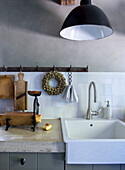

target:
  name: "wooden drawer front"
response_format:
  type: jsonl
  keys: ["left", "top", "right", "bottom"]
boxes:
{"left": 38, "top": 153, "right": 64, "bottom": 170}
{"left": 0, "top": 153, "right": 9, "bottom": 170}
{"left": 10, "top": 153, "right": 37, "bottom": 170}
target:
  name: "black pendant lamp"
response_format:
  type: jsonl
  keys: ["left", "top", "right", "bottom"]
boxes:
{"left": 60, "top": 0, "right": 113, "bottom": 41}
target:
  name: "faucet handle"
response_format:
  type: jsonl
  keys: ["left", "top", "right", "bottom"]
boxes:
{"left": 91, "top": 111, "right": 98, "bottom": 118}
{"left": 91, "top": 111, "right": 99, "bottom": 116}
{"left": 91, "top": 107, "right": 102, "bottom": 119}
{"left": 91, "top": 110, "right": 101, "bottom": 119}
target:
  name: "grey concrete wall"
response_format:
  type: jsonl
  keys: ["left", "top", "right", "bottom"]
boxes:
{"left": 0, "top": 0, "right": 125, "bottom": 71}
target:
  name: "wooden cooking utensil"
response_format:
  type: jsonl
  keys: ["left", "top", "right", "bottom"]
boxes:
{"left": 14, "top": 73, "right": 28, "bottom": 111}
{"left": 0, "top": 75, "right": 14, "bottom": 99}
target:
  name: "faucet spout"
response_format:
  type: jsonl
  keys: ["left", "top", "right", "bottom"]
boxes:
{"left": 86, "top": 81, "right": 97, "bottom": 120}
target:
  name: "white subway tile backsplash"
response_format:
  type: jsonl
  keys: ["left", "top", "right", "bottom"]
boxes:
{"left": 41, "top": 107, "right": 54, "bottom": 119}
{"left": 76, "top": 84, "right": 88, "bottom": 117}
{"left": 112, "top": 96, "right": 124, "bottom": 108}
{"left": 112, "top": 83, "right": 124, "bottom": 96}
{"left": 88, "top": 73, "right": 103, "bottom": 84}
{"left": 123, "top": 85, "right": 125, "bottom": 96}
{"left": 100, "top": 84, "right": 112, "bottom": 96}
{"left": 0, "top": 72, "right": 125, "bottom": 119}
{"left": 77, "top": 73, "right": 88, "bottom": 84}
{"left": 123, "top": 96, "right": 125, "bottom": 108}
{"left": 112, "top": 108, "right": 124, "bottom": 119}
{"left": 89, "top": 72, "right": 112, "bottom": 84}
{"left": 63, "top": 103, "right": 78, "bottom": 118}
{"left": 112, "top": 73, "right": 125, "bottom": 81}
{"left": 53, "top": 107, "right": 65, "bottom": 119}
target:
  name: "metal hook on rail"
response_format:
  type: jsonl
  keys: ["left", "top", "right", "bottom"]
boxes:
{"left": 3, "top": 65, "right": 7, "bottom": 72}
{"left": 53, "top": 65, "right": 56, "bottom": 71}
{"left": 19, "top": 65, "right": 23, "bottom": 72}
{"left": 36, "top": 65, "right": 39, "bottom": 71}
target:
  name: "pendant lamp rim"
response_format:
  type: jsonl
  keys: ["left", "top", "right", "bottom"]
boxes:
{"left": 60, "top": 24, "right": 114, "bottom": 41}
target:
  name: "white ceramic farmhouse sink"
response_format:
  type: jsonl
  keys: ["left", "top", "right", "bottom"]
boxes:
{"left": 61, "top": 118, "right": 125, "bottom": 164}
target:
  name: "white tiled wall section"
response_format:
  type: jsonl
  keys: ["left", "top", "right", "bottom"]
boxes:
{"left": 0, "top": 72, "right": 125, "bottom": 119}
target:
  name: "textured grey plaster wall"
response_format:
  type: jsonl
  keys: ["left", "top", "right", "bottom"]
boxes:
{"left": 0, "top": 0, "right": 125, "bottom": 71}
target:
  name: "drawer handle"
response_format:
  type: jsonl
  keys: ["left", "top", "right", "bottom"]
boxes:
{"left": 20, "top": 158, "right": 26, "bottom": 165}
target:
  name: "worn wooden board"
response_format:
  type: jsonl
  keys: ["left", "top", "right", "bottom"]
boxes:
{"left": 0, "top": 75, "right": 14, "bottom": 99}
{"left": 0, "top": 112, "right": 41, "bottom": 126}
{"left": 60, "top": 0, "right": 76, "bottom": 5}
{"left": 14, "top": 73, "right": 27, "bottom": 111}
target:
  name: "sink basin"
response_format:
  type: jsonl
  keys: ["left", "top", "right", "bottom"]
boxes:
{"left": 61, "top": 118, "right": 125, "bottom": 164}
{"left": 62, "top": 119, "right": 125, "bottom": 140}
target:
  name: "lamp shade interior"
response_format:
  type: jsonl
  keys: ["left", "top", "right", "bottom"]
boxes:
{"left": 60, "top": 24, "right": 113, "bottom": 41}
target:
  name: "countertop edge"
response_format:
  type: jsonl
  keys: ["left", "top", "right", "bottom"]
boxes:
{"left": 0, "top": 141, "right": 65, "bottom": 153}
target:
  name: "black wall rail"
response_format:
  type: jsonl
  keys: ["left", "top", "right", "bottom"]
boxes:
{"left": 0, "top": 65, "right": 88, "bottom": 72}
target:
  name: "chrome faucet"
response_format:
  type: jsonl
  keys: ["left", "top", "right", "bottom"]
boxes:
{"left": 86, "top": 81, "right": 99, "bottom": 120}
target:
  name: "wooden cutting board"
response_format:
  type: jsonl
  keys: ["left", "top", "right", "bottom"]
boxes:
{"left": 14, "top": 73, "right": 28, "bottom": 111}
{"left": 0, "top": 75, "right": 14, "bottom": 99}
{"left": 0, "top": 112, "right": 41, "bottom": 126}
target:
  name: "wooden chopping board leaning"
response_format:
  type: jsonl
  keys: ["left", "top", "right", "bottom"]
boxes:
{"left": 0, "top": 75, "right": 14, "bottom": 99}
{"left": 14, "top": 73, "right": 27, "bottom": 111}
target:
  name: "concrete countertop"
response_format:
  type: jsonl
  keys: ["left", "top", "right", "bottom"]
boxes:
{"left": 0, "top": 119, "right": 64, "bottom": 153}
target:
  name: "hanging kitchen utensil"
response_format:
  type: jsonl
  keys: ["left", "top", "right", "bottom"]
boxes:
{"left": 42, "top": 70, "right": 66, "bottom": 95}
{"left": 63, "top": 71, "right": 78, "bottom": 103}
{"left": 14, "top": 73, "right": 28, "bottom": 111}
{"left": 28, "top": 91, "right": 41, "bottom": 132}
{"left": 0, "top": 75, "right": 14, "bottom": 99}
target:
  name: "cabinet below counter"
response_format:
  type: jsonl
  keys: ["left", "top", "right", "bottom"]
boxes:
{"left": 0, "top": 152, "right": 64, "bottom": 170}
{"left": 0, "top": 119, "right": 64, "bottom": 152}
{"left": 1, "top": 153, "right": 125, "bottom": 170}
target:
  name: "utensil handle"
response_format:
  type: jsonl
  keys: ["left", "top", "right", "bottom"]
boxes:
{"left": 18, "top": 73, "right": 24, "bottom": 81}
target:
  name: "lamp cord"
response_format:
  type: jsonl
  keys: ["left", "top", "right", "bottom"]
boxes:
{"left": 80, "top": 0, "right": 91, "bottom": 5}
